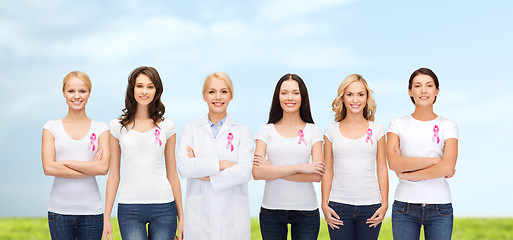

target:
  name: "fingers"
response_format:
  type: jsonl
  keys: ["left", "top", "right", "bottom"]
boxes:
{"left": 186, "top": 146, "right": 195, "bottom": 158}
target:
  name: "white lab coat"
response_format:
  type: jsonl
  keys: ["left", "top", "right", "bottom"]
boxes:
{"left": 177, "top": 115, "right": 254, "bottom": 240}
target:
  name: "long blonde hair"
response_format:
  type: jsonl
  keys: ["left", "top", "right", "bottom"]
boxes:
{"left": 332, "top": 74, "right": 376, "bottom": 122}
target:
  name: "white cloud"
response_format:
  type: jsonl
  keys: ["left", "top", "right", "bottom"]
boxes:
{"left": 258, "top": 0, "right": 357, "bottom": 21}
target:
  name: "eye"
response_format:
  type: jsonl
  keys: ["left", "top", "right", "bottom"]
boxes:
{"left": 68, "top": 90, "right": 74, "bottom": 93}
{"left": 427, "top": 84, "right": 434, "bottom": 88}
{"left": 347, "top": 93, "right": 352, "bottom": 96}
{"left": 80, "top": 90, "right": 87, "bottom": 93}
{"left": 209, "top": 90, "right": 215, "bottom": 94}
{"left": 280, "top": 91, "right": 287, "bottom": 95}
{"left": 222, "top": 90, "right": 228, "bottom": 94}
{"left": 136, "top": 84, "right": 143, "bottom": 88}
{"left": 359, "top": 93, "right": 364, "bottom": 97}
{"left": 148, "top": 85, "right": 155, "bottom": 89}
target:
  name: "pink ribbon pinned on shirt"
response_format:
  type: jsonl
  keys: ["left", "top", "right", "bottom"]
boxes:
{"left": 365, "top": 128, "right": 373, "bottom": 145}
{"left": 154, "top": 129, "right": 162, "bottom": 146}
{"left": 298, "top": 130, "right": 307, "bottom": 145}
{"left": 226, "top": 133, "right": 234, "bottom": 152}
{"left": 88, "top": 133, "right": 96, "bottom": 151}
{"left": 432, "top": 125, "right": 440, "bottom": 144}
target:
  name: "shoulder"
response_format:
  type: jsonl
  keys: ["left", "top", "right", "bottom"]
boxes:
{"left": 109, "top": 119, "right": 123, "bottom": 130}
{"left": 369, "top": 121, "right": 384, "bottom": 131}
{"left": 325, "top": 122, "right": 338, "bottom": 131}
{"left": 43, "top": 119, "right": 59, "bottom": 129}
{"left": 159, "top": 118, "right": 176, "bottom": 129}
{"left": 307, "top": 123, "right": 322, "bottom": 131}
{"left": 438, "top": 116, "right": 457, "bottom": 127}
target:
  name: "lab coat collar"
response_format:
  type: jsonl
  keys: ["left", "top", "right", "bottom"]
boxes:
{"left": 198, "top": 114, "right": 236, "bottom": 136}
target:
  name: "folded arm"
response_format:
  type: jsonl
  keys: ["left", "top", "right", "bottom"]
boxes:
{"left": 386, "top": 132, "right": 441, "bottom": 173}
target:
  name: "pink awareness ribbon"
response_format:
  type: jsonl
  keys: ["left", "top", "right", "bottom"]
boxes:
{"left": 365, "top": 128, "right": 373, "bottom": 145}
{"left": 88, "top": 133, "right": 96, "bottom": 151}
{"left": 226, "top": 133, "right": 234, "bottom": 152}
{"left": 298, "top": 130, "right": 307, "bottom": 145}
{"left": 154, "top": 129, "right": 162, "bottom": 146}
{"left": 432, "top": 125, "right": 440, "bottom": 144}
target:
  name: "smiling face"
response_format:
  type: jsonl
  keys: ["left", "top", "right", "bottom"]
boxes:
{"left": 203, "top": 77, "right": 233, "bottom": 114}
{"left": 342, "top": 81, "right": 367, "bottom": 116}
{"left": 408, "top": 73, "right": 439, "bottom": 107}
{"left": 63, "top": 77, "right": 90, "bottom": 111}
{"left": 279, "top": 80, "right": 301, "bottom": 114}
{"left": 134, "top": 74, "right": 156, "bottom": 106}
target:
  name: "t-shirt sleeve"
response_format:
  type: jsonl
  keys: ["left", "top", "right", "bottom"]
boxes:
{"left": 109, "top": 119, "right": 122, "bottom": 139}
{"left": 255, "top": 125, "right": 269, "bottom": 144}
{"left": 97, "top": 121, "right": 109, "bottom": 135}
{"left": 388, "top": 118, "right": 400, "bottom": 135}
{"left": 311, "top": 124, "right": 323, "bottom": 144}
{"left": 43, "top": 120, "right": 56, "bottom": 135}
{"left": 375, "top": 122, "right": 386, "bottom": 140}
{"left": 444, "top": 119, "right": 459, "bottom": 140}
{"left": 162, "top": 119, "right": 177, "bottom": 140}
{"left": 324, "top": 124, "right": 333, "bottom": 142}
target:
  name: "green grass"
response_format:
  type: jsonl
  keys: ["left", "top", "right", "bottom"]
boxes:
{"left": 1, "top": 218, "right": 512, "bottom": 239}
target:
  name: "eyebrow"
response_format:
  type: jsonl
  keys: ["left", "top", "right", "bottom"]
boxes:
{"left": 414, "top": 81, "right": 435, "bottom": 84}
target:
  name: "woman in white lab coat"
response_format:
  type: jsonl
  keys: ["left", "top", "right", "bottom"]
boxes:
{"left": 177, "top": 72, "right": 254, "bottom": 240}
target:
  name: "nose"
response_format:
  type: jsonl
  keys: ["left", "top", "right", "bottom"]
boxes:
{"left": 421, "top": 85, "right": 427, "bottom": 93}
{"left": 142, "top": 87, "right": 147, "bottom": 95}
{"left": 287, "top": 92, "right": 293, "bottom": 100}
{"left": 215, "top": 91, "right": 221, "bottom": 99}
{"left": 74, "top": 91, "right": 80, "bottom": 98}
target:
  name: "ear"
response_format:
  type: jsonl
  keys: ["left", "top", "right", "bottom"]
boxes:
{"left": 408, "top": 89, "right": 413, "bottom": 97}
{"left": 203, "top": 92, "right": 207, "bottom": 102}
{"left": 435, "top": 88, "right": 439, "bottom": 96}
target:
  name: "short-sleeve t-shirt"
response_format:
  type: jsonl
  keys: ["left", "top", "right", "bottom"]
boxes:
{"left": 110, "top": 118, "right": 176, "bottom": 204}
{"left": 388, "top": 115, "right": 458, "bottom": 204}
{"left": 43, "top": 119, "right": 108, "bottom": 215}
{"left": 324, "top": 121, "right": 385, "bottom": 205}
{"left": 256, "top": 123, "right": 323, "bottom": 210}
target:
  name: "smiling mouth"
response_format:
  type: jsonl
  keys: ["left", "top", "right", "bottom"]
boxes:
{"left": 71, "top": 100, "right": 82, "bottom": 105}
{"left": 139, "top": 96, "right": 149, "bottom": 100}
{"left": 213, "top": 102, "right": 224, "bottom": 107}
{"left": 350, "top": 104, "right": 361, "bottom": 108}
{"left": 419, "top": 96, "right": 429, "bottom": 100}
{"left": 285, "top": 103, "right": 295, "bottom": 107}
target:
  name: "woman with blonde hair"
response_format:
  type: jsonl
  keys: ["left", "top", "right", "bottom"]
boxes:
{"left": 42, "top": 71, "right": 110, "bottom": 239}
{"left": 321, "top": 74, "right": 388, "bottom": 239}
{"left": 177, "top": 72, "right": 254, "bottom": 239}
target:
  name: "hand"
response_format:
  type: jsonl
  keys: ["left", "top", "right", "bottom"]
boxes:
{"left": 176, "top": 219, "right": 184, "bottom": 240}
{"left": 219, "top": 160, "right": 235, "bottom": 171}
{"left": 94, "top": 149, "right": 103, "bottom": 161}
{"left": 396, "top": 171, "right": 410, "bottom": 181}
{"left": 199, "top": 176, "right": 210, "bottom": 181}
{"left": 186, "top": 146, "right": 195, "bottom": 159}
{"left": 253, "top": 154, "right": 270, "bottom": 167}
{"left": 366, "top": 205, "right": 387, "bottom": 228}
{"left": 301, "top": 162, "right": 325, "bottom": 175}
{"left": 446, "top": 168, "right": 456, "bottom": 178}
{"left": 321, "top": 204, "right": 343, "bottom": 230}
{"left": 102, "top": 219, "right": 113, "bottom": 240}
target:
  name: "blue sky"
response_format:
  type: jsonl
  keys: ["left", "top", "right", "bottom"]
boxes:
{"left": 1, "top": 0, "right": 512, "bottom": 217}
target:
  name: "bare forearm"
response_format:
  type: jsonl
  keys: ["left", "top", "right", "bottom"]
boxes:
{"left": 253, "top": 165, "right": 301, "bottom": 180}
{"left": 282, "top": 173, "right": 321, "bottom": 182}
{"left": 104, "top": 174, "right": 120, "bottom": 220}
{"left": 401, "top": 161, "right": 454, "bottom": 181}
{"left": 43, "top": 162, "right": 89, "bottom": 178}
{"left": 62, "top": 160, "right": 108, "bottom": 176}
{"left": 321, "top": 171, "right": 333, "bottom": 205}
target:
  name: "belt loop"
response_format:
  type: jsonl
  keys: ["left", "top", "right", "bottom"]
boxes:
{"left": 422, "top": 203, "right": 426, "bottom": 207}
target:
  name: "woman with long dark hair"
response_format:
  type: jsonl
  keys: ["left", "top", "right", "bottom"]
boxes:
{"left": 387, "top": 68, "right": 458, "bottom": 240}
{"left": 102, "top": 66, "right": 184, "bottom": 240}
{"left": 42, "top": 71, "right": 110, "bottom": 240}
{"left": 253, "top": 73, "right": 325, "bottom": 240}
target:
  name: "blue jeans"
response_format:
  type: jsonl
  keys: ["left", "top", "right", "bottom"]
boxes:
{"left": 327, "top": 201, "right": 382, "bottom": 240}
{"left": 118, "top": 201, "right": 177, "bottom": 240}
{"left": 48, "top": 211, "right": 103, "bottom": 240}
{"left": 392, "top": 200, "right": 453, "bottom": 240}
{"left": 259, "top": 207, "right": 320, "bottom": 240}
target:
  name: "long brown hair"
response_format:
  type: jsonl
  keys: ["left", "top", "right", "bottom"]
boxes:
{"left": 119, "top": 66, "right": 165, "bottom": 129}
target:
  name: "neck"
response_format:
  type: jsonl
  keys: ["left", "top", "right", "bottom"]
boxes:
{"left": 342, "top": 111, "right": 367, "bottom": 124}
{"left": 65, "top": 108, "right": 88, "bottom": 121}
{"left": 279, "top": 111, "right": 304, "bottom": 125}
{"left": 208, "top": 111, "right": 226, "bottom": 125}
{"left": 135, "top": 105, "right": 151, "bottom": 120}
{"left": 411, "top": 105, "right": 437, "bottom": 121}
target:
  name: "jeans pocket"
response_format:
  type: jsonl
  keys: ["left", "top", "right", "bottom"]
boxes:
{"left": 436, "top": 203, "right": 453, "bottom": 216}
{"left": 260, "top": 207, "right": 274, "bottom": 216}
{"left": 300, "top": 209, "right": 319, "bottom": 217}
{"left": 392, "top": 201, "right": 409, "bottom": 215}
{"left": 48, "top": 212, "right": 61, "bottom": 222}
{"left": 87, "top": 214, "right": 104, "bottom": 221}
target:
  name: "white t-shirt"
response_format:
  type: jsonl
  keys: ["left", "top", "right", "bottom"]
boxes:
{"left": 256, "top": 123, "right": 323, "bottom": 210}
{"left": 388, "top": 115, "right": 459, "bottom": 204}
{"left": 325, "top": 121, "right": 385, "bottom": 205}
{"left": 110, "top": 118, "right": 176, "bottom": 204}
{"left": 43, "top": 119, "right": 108, "bottom": 215}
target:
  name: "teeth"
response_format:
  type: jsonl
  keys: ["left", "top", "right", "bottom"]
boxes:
{"left": 213, "top": 103, "right": 223, "bottom": 106}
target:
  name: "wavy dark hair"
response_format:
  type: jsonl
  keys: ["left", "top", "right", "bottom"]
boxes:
{"left": 119, "top": 66, "right": 165, "bottom": 129}
{"left": 408, "top": 67, "right": 440, "bottom": 104}
{"left": 268, "top": 73, "right": 314, "bottom": 124}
